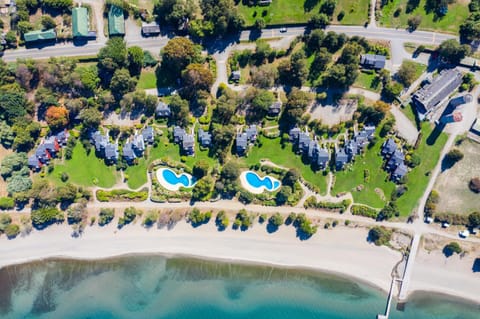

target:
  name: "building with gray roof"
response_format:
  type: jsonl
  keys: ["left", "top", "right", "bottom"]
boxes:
{"left": 182, "top": 134, "right": 195, "bottom": 155}
{"left": 381, "top": 138, "right": 397, "bottom": 156}
{"left": 173, "top": 126, "right": 186, "bottom": 144}
{"left": 132, "top": 134, "right": 145, "bottom": 155}
{"left": 392, "top": 163, "right": 408, "bottom": 182}
{"left": 105, "top": 143, "right": 119, "bottom": 163}
{"left": 412, "top": 68, "right": 463, "bottom": 118}
{"left": 198, "top": 128, "right": 212, "bottom": 147}
{"left": 236, "top": 133, "right": 248, "bottom": 156}
{"left": 156, "top": 101, "right": 171, "bottom": 117}
{"left": 335, "top": 148, "right": 348, "bottom": 170}
{"left": 268, "top": 101, "right": 282, "bottom": 116}
{"left": 141, "top": 126, "right": 154, "bottom": 144}
{"left": 246, "top": 125, "right": 258, "bottom": 142}
{"left": 360, "top": 54, "right": 386, "bottom": 69}
{"left": 122, "top": 142, "right": 136, "bottom": 163}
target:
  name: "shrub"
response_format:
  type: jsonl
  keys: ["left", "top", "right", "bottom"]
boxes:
{"left": 96, "top": 188, "right": 149, "bottom": 202}
{"left": 216, "top": 210, "right": 229, "bottom": 230}
{"left": 445, "top": 149, "right": 464, "bottom": 164}
{"left": 443, "top": 242, "right": 462, "bottom": 256}
{"left": 351, "top": 205, "right": 378, "bottom": 219}
{"left": 269, "top": 213, "right": 284, "bottom": 227}
{"left": 368, "top": 226, "right": 392, "bottom": 246}
{"left": 0, "top": 213, "right": 12, "bottom": 233}
{"left": 468, "top": 177, "right": 480, "bottom": 193}
{"left": 99, "top": 208, "right": 115, "bottom": 226}
{"left": 0, "top": 197, "right": 15, "bottom": 210}
{"left": 4, "top": 223, "right": 20, "bottom": 239}
{"left": 433, "top": 213, "right": 468, "bottom": 226}
{"left": 118, "top": 207, "right": 139, "bottom": 227}
{"left": 61, "top": 172, "right": 69, "bottom": 182}
{"left": 31, "top": 208, "right": 64, "bottom": 228}
{"left": 235, "top": 209, "right": 254, "bottom": 230}
{"left": 303, "top": 196, "right": 351, "bottom": 211}
{"left": 188, "top": 208, "right": 212, "bottom": 225}
{"left": 468, "top": 211, "right": 480, "bottom": 228}
{"left": 143, "top": 210, "right": 159, "bottom": 227}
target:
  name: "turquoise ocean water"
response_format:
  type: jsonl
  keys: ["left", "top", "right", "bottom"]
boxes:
{"left": 0, "top": 255, "right": 478, "bottom": 319}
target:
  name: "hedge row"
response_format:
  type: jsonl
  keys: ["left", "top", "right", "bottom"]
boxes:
{"left": 351, "top": 204, "right": 378, "bottom": 219}
{"left": 303, "top": 196, "right": 351, "bottom": 211}
{"left": 96, "top": 188, "right": 149, "bottom": 202}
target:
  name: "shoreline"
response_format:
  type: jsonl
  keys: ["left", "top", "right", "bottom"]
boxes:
{"left": 0, "top": 222, "right": 478, "bottom": 306}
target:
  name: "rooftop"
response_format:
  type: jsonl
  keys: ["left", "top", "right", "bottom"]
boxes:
{"left": 72, "top": 7, "right": 89, "bottom": 38}
{"left": 24, "top": 29, "right": 56, "bottom": 42}
{"left": 108, "top": 5, "right": 125, "bottom": 36}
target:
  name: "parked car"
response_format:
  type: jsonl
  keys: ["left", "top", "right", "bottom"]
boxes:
{"left": 458, "top": 230, "right": 469, "bottom": 238}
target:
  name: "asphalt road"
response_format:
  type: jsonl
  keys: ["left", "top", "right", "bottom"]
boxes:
{"left": 1, "top": 25, "right": 456, "bottom": 62}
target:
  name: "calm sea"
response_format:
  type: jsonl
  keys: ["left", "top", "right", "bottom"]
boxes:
{"left": 0, "top": 255, "right": 477, "bottom": 319}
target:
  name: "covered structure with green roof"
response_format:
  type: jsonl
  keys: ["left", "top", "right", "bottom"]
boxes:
{"left": 72, "top": 7, "right": 89, "bottom": 38}
{"left": 24, "top": 29, "right": 56, "bottom": 43}
{"left": 108, "top": 5, "right": 125, "bottom": 36}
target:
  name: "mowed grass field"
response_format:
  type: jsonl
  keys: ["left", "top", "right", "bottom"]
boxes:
{"left": 434, "top": 139, "right": 480, "bottom": 215}
{"left": 137, "top": 70, "right": 157, "bottom": 90}
{"left": 353, "top": 71, "right": 382, "bottom": 93}
{"left": 379, "top": 0, "right": 469, "bottom": 34}
{"left": 45, "top": 143, "right": 119, "bottom": 188}
{"left": 244, "top": 136, "right": 329, "bottom": 195}
{"left": 237, "top": 0, "right": 369, "bottom": 27}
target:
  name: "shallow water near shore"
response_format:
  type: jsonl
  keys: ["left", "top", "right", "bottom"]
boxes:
{"left": 0, "top": 255, "right": 477, "bottom": 319}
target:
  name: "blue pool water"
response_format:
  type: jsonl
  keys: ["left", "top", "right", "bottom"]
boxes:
{"left": 162, "top": 169, "right": 195, "bottom": 187}
{"left": 245, "top": 171, "right": 281, "bottom": 192}
{"left": 1, "top": 256, "right": 478, "bottom": 319}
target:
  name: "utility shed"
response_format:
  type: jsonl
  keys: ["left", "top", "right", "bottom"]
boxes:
{"left": 24, "top": 29, "right": 56, "bottom": 43}
{"left": 72, "top": 7, "right": 89, "bottom": 38}
{"left": 108, "top": 5, "right": 125, "bottom": 36}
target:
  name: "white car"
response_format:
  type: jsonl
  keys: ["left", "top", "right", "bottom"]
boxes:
{"left": 459, "top": 230, "right": 469, "bottom": 238}
{"left": 279, "top": 27, "right": 287, "bottom": 33}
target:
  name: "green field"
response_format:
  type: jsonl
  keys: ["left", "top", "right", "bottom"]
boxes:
{"left": 379, "top": 0, "right": 469, "bottom": 34}
{"left": 237, "top": 0, "right": 369, "bottom": 27}
{"left": 353, "top": 71, "right": 382, "bottom": 93}
{"left": 396, "top": 122, "right": 448, "bottom": 216}
{"left": 137, "top": 70, "right": 157, "bottom": 90}
{"left": 244, "top": 136, "right": 329, "bottom": 195}
{"left": 332, "top": 135, "right": 395, "bottom": 209}
{"left": 46, "top": 143, "right": 119, "bottom": 188}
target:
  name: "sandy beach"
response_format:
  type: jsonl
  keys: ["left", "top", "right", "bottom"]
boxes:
{"left": 0, "top": 221, "right": 478, "bottom": 305}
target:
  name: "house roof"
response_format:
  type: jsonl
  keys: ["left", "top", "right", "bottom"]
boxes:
{"left": 55, "top": 130, "right": 69, "bottom": 143}
{"left": 24, "top": 29, "right": 56, "bottom": 42}
{"left": 336, "top": 149, "right": 348, "bottom": 164}
{"left": 182, "top": 134, "right": 194, "bottom": 149}
{"left": 123, "top": 142, "right": 136, "bottom": 160}
{"left": 108, "top": 5, "right": 125, "bottom": 36}
{"left": 298, "top": 132, "right": 311, "bottom": 149}
{"left": 105, "top": 143, "right": 118, "bottom": 159}
{"left": 382, "top": 138, "right": 397, "bottom": 154}
{"left": 269, "top": 101, "right": 282, "bottom": 114}
{"left": 412, "top": 68, "right": 463, "bottom": 114}
{"left": 289, "top": 127, "right": 301, "bottom": 141}
{"left": 173, "top": 126, "right": 186, "bottom": 142}
{"left": 141, "top": 22, "right": 160, "bottom": 34}
{"left": 72, "top": 7, "right": 89, "bottom": 38}
{"left": 156, "top": 101, "right": 171, "bottom": 116}
{"left": 141, "top": 126, "right": 154, "bottom": 142}
{"left": 393, "top": 163, "right": 408, "bottom": 178}
{"left": 237, "top": 133, "right": 248, "bottom": 149}
{"left": 91, "top": 131, "right": 108, "bottom": 151}
{"left": 317, "top": 148, "right": 329, "bottom": 162}
{"left": 132, "top": 134, "right": 145, "bottom": 151}
{"left": 246, "top": 125, "right": 257, "bottom": 141}
{"left": 231, "top": 70, "right": 241, "bottom": 80}
{"left": 198, "top": 128, "right": 212, "bottom": 146}
{"left": 28, "top": 155, "right": 40, "bottom": 167}
{"left": 360, "top": 54, "right": 386, "bottom": 69}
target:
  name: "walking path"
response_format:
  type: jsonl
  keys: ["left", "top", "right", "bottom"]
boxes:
{"left": 369, "top": 0, "right": 377, "bottom": 29}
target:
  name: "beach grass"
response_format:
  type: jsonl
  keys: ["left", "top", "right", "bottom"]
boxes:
{"left": 45, "top": 143, "right": 119, "bottom": 188}
{"left": 379, "top": 0, "right": 469, "bottom": 34}
{"left": 244, "top": 136, "right": 329, "bottom": 195}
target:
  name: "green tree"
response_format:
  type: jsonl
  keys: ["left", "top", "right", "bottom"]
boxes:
{"left": 269, "top": 212, "right": 284, "bottom": 227}
{"left": 250, "top": 64, "right": 278, "bottom": 88}
{"left": 161, "top": 37, "right": 200, "bottom": 77}
{"left": 99, "top": 208, "right": 115, "bottom": 226}
{"left": 281, "top": 89, "right": 312, "bottom": 127}
{"left": 368, "top": 226, "right": 392, "bottom": 246}
{"left": 290, "top": 51, "right": 308, "bottom": 87}
{"left": 41, "top": 0, "right": 73, "bottom": 11}
{"left": 193, "top": 160, "right": 210, "bottom": 179}
{"left": 309, "top": 13, "right": 330, "bottom": 28}
{"left": 41, "top": 15, "right": 57, "bottom": 30}
{"left": 77, "top": 65, "right": 99, "bottom": 94}
{"left": 169, "top": 94, "right": 190, "bottom": 127}
{"left": 276, "top": 186, "right": 292, "bottom": 205}
{"left": 283, "top": 169, "right": 300, "bottom": 187}
{"left": 397, "top": 61, "right": 418, "bottom": 86}
{"left": 438, "top": 39, "right": 471, "bottom": 64}
{"left": 17, "top": 21, "right": 33, "bottom": 37}
{"left": 248, "top": 89, "right": 274, "bottom": 122}
{"left": 407, "top": 15, "right": 422, "bottom": 31}
{"left": 468, "top": 211, "right": 480, "bottom": 228}
{"left": 98, "top": 37, "right": 128, "bottom": 86}
{"left": 127, "top": 46, "right": 144, "bottom": 77}
{"left": 153, "top": 0, "right": 197, "bottom": 26}
{"left": 181, "top": 63, "right": 214, "bottom": 99}
{"left": 192, "top": 176, "right": 214, "bottom": 201}
{"left": 0, "top": 197, "right": 14, "bottom": 210}
{"left": 443, "top": 242, "right": 462, "bottom": 256}
{"left": 309, "top": 48, "right": 332, "bottom": 81}
{"left": 4, "top": 223, "right": 20, "bottom": 238}
{"left": 31, "top": 207, "right": 64, "bottom": 228}
{"left": 79, "top": 108, "right": 103, "bottom": 128}
{"left": 199, "top": 0, "right": 244, "bottom": 36}
{"left": 0, "top": 91, "right": 31, "bottom": 124}
{"left": 110, "top": 68, "right": 137, "bottom": 100}
{"left": 4, "top": 31, "right": 17, "bottom": 48}
{"left": 0, "top": 213, "right": 12, "bottom": 233}
{"left": 7, "top": 175, "right": 32, "bottom": 194}
{"left": 0, "top": 152, "right": 28, "bottom": 179}
{"left": 445, "top": 148, "right": 464, "bottom": 165}
{"left": 382, "top": 81, "right": 403, "bottom": 101}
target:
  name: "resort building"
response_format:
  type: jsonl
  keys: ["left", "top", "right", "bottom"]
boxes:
{"left": 198, "top": 128, "right": 212, "bottom": 148}
{"left": 288, "top": 127, "right": 301, "bottom": 142}
{"left": 105, "top": 143, "right": 119, "bottom": 163}
{"left": 108, "top": 5, "right": 125, "bottom": 36}
{"left": 268, "top": 101, "right": 282, "bottom": 117}
{"left": 23, "top": 29, "right": 56, "bottom": 44}
{"left": 72, "top": 7, "right": 90, "bottom": 38}
{"left": 412, "top": 68, "right": 463, "bottom": 118}
{"left": 132, "top": 134, "right": 145, "bottom": 155}
{"left": 381, "top": 138, "right": 397, "bottom": 156}
{"left": 91, "top": 131, "right": 109, "bottom": 152}
{"left": 141, "top": 22, "right": 160, "bottom": 36}
{"left": 28, "top": 132, "right": 69, "bottom": 170}
{"left": 122, "top": 142, "right": 136, "bottom": 163}
{"left": 172, "top": 126, "right": 194, "bottom": 155}
{"left": 335, "top": 148, "right": 348, "bottom": 170}
{"left": 156, "top": 101, "right": 171, "bottom": 117}
{"left": 245, "top": 125, "right": 258, "bottom": 142}
{"left": 381, "top": 137, "right": 408, "bottom": 183}
{"left": 360, "top": 54, "right": 386, "bottom": 69}
{"left": 141, "top": 126, "right": 155, "bottom": 144}
{"left": 236, "top": 133, "right": 248, "bottom": 156}
{"left": 173, "top": 126, "right": 186, "bottom": 144}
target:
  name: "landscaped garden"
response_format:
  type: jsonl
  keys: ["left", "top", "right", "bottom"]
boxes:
{"left": 378, "top": 0, "right": 469, "bottom": 34}
{"left": 45, "top": 143, "right": 119, "bottom": 188}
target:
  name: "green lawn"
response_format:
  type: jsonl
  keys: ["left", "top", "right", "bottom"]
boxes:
{"left": 125, "top": 128, "right": 218, "bottom": 189}
{"left": 353, "top": 71, "right": 382, "bottom": 93}
{"left": 332, "top": 136, "right": 396, "bottom": 209}
{"left": 403, "top": 60, "right": 427, "bottom": 83}
{"left": 137, "top": 70, "right": 157, "bottom": 90}
{"left": 396, "top": 122, "right": 448, "bottom": 216}
{"left": 237, "top": 0, "right": 369, "bottom": 27}
{"left": 379, "top": 0, "right": 469, "bottom": 34}
{"left": 332, "top": 0, "right": 370, "bottom": 25}
{"left": 243, "top": 136, "right": 329, "bottom": 195}
{"left": 46, "top": 143, "right": 119, "bottom": 188}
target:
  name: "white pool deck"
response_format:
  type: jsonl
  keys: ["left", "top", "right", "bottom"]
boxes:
{"left": 239, "top": 171, "right": 281, "bottom": 194}
{"left": 156, "top": 168, "right": 195, "bottom": 192}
